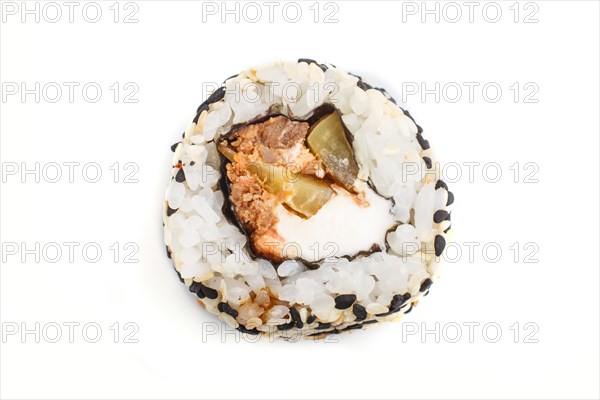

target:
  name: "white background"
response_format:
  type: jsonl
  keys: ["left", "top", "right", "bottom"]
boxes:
{"left": 1, "top": 1, "right": 599, "bottom": 399}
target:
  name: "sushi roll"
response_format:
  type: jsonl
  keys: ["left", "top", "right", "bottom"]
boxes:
{"left": 163, "top": 60, "right": 453, "bottom": 338}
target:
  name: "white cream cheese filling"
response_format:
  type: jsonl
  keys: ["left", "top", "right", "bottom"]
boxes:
{"left": 274, "top": 183, "right": 395, "bottom": 262}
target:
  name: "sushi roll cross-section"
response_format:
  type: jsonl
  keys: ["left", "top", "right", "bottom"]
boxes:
{"left": 164, "top": 60, "right": 453, "bottom": 338}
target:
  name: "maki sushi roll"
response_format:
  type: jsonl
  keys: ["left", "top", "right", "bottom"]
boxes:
{"left": 163, "top": 60, "right": 453, "bottom": 338}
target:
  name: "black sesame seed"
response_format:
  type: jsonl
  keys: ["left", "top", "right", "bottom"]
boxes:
{"left": 196, "top": 290, "right": 205, "bottom": 299}
{"left": 303, "top": 261, "right": 321, "bottom": 270}
{"left": 446, "top": 191, "right": 455, "bottom": 206}
{"left": 352, "top": 304, "right": 367, "bottom": 321}
{"left": 435, "top": 180, "right": 448, "bottom": 190}
{"left": 194, "top": 86, "right": 226, "bottom": 119}
{"left": 420, "top": 278, "right": 433, "bottom": 292}
{"left": 189, "top": 282, "right": 202, "bottom": 294}
{"left": 200, "top": 284, "right": 218, "bottom": 300}
{"left": 289, "top": 307, "right": 303, "bottom": 329}
{"left": 306, "top": 315, "right": 316, "bottom": 324}
{"left": 416, "top": 133, "right": 430, "bottom": 150}
{"left": 170, "top": 142, "right": 179, "bottom": 152}
{"left": 404, "top": 304, "right": 414, "bottom": 314}
{"left": 444, "top": 225, "right": 452, "bottom": 234}
{"left": 200, "top": 87, "right": 225, "bottom": 112}
{"left": 175, "top": 168, "right": 186, "bottom": 183}
{"left": 166, "top": 206, "right": 178, "bottom": 217}
{"left": 445, "top": 212, "right": 451, "bottom": 221}
{"left": 334, "top": 294, "right": 357, "bottom": 309}
{"left": 277, "top": 321, "right": 295, "bottom": 331}
{"left": 165, "top": 245, "right": 171, "bottom": 259}
{"left": 217, "top": 302, "right": 238, "bottom": 318}
{"left": 363, "top": 319, "right": 377, "bottom": 325}
{"left": 434, "top": 235, "right": 446, "bottom": 257}
{"left": 359, "top": 80, "right": 372, "bottom": 91}
{"left": 390, "top": 293, "right": 409, "bottom": 311}
{"left": 190, "top": 161, "right": 196, "bottom": 166}
{"left": 316, "top": 322, "right": 332, "bottom": 330}
{"left": 209, "top": 86, "right": 226, "bottom": 101}
{"left": 433, "top": 210, "right": 449, "bottom": 223}
{"left": 423, "top": 156, "right": 432, "bottom": 169}
{"left": 237, "top": 325, "right": 260, "bottom": 335}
